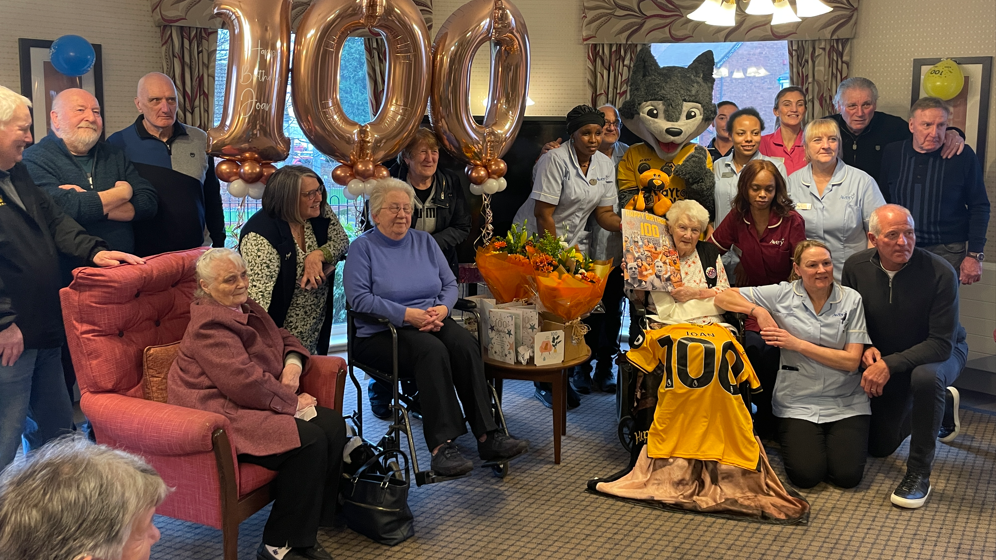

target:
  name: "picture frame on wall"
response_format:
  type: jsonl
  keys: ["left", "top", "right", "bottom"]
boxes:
{"left": 912, "top": 56, "right": 992, "bottom": 170}
{"left": 17, "top": 38, "right": 105, "bottom": 143}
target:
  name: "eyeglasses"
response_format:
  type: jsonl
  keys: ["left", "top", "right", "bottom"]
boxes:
{"left": 386, "top": 204, "right": 414, "bottom": 215}
{"left": 301, "top": 188, "right": 323, "bottom": 201}
{"left": 603, "top": 120, "right": 620, "bottom": 128}
{"left": 674, "top": 224, "right": 702, "bottom": 237}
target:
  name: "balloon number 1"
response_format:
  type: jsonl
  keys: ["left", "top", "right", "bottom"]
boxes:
{"left": 209, "top": 0, "right": 530, "bottom": 224}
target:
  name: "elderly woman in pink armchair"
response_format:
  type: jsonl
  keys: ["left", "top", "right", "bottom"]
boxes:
{"left": 168, "top": 248, "right": 344, "bottom": 560}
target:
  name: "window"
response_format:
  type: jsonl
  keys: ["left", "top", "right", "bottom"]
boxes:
{"left": 651, "top": 41, "right": 790, "bottom": 147}
{"left": 213, "top": 29, "right": 372, "bottom": 327}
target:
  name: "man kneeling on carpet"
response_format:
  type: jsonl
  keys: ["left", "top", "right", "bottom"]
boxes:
{"left": 344, "top": 179, "right": 528, "bottom": 477}
{"left": 168, "top": 248, "right": 346, "bottom": 560}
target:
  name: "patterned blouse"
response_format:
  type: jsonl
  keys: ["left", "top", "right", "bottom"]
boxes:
{"left": 240, "top": 207, "right": 349, "bottom": 353}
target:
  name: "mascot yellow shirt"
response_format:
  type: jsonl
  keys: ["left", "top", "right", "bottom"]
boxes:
{"left": 617, "top": 143, "right": 714, "bottom": 203}
{"left": 628, "top": 323, "right": 761, "bottom": 470}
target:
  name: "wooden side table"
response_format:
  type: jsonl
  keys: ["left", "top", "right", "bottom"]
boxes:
{"left": 484, "top": 349, "right": 591, "bottom": 464}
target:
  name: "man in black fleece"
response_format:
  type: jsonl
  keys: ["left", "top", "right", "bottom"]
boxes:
{"left": 842, "top": 204, "right": 967, "bottom": 510}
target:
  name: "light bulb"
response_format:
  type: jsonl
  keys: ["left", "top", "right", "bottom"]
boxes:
{"left": 796, "top": 0, "right": 832, "bottom": 17}
{"left": 745, "top": 0, "right": 775, "bottom": 16}
{"left": 771, "top": 0, "right": 801, "bottom": 24}
{"left": 705, "top": 0, "right": 737, "bottom": 26}
{"left": 688, "top": 0, "right": 723, "bottom": 22}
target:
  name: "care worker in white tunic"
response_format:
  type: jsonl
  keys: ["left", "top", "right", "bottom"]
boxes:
{"left": 513, "top": 105, "right": 622, "bottom": 253}
{"left": 787, "top": 118, "right": 885, "bottom": 282}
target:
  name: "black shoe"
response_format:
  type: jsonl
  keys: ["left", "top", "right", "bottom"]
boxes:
{"left": 571, "top": 367, "right": 593, "bottom": 394}
{"left": 257, "top": 544, "right": 308, "bottom": 560}
{"left": 534, "top": 387, "right": 554, "bottom": 409}
{"left": 367, "top": 379, "right": 392, "bottom": 420}
{"left": 478, "top": 430, "right": 529, "bottom": 461}
{"left": 938, "top": 386, "right": 961, "bottom": 443}
{"left": 593, "top": 367, "right": 617, "bottom": 394}
{"left": 431, "top": 441, "right": 473, "bottom": 477}
{"left": 891, "top": 470, "right": 931, "bottom": 509}
{"left": 292, "top": 544, "right": 334, "bottom": 560}
{"left": 567, "top": 384, "right": 581, "bottom": 409}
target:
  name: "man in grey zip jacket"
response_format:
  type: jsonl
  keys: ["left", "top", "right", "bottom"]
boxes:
{"left": 842, "top": 204, "right": 967, "bottom": 510}
{"left": 23, "top": 88, "right": 157, "bottom": 256}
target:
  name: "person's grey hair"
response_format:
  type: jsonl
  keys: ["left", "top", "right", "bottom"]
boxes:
{"left": 0, "top": 435, "right": 169, "bottom": 560}
{"left": 597, "top": 104, "right": 621, "bottom": 121}
{"left": 909, "top": 96, "right": 952, "bottom": 120}
{"left": 262, "top": 165, "right": 327, "bottom": 225}
{"left": 0, "top": 85, "right": 31, "bottom": 129}
{"left": 834, "top": 77, "right": 879, "bottom": 110}
{"left": 869, "top": 204, "right": 915, "bottom": 236}
{"left": 195, "top": 247, "right": 246, "bottom": 298}
{"left": 665, "top": 199, "right": 710, "bottom": 232}
{"left": 368, "top": 178, "right": 415, "bottom": 217}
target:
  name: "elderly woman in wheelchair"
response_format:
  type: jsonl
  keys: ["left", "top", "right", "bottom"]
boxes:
{"left": 343, "top": 179, "right": 528, "bottom": 478}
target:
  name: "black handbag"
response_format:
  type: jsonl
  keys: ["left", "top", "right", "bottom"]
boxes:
{"left": 340, "top": 449, "right": 415, "bottom": 546}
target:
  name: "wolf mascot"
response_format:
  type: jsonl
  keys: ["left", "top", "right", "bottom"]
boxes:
{"left": 618, "top": 48, "right": 717, "bottom": 221}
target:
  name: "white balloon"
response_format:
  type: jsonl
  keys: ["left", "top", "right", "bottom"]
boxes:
{"left": 497, "top": 177, "right": 507, "bottom": 192}
{"left": 347, "top": 179, "right": 365, "bottom": 198}
{"left": 342, "top": 186, "right": 358, "bottom": 201}
{"left": 363, "top": 179, "right": 379, "bottom": 195}
{"left": 469, "top": 183, "right": 484, "bottom": 196}
{"left": 247, "top": 182, "right": 266, "bottom": 200}
{"left": 227, "top": 179, "right": 249, "bottom": 198}
{"left": 482, "top": 178, "right": 500, "bottom": 195}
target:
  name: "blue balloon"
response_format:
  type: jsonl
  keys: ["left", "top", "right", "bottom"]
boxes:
{"left": 50, "top": 35, "right": 96, "bottom": 77}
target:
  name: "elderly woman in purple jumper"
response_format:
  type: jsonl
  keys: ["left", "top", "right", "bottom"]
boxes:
{"left": 344, "top": 179, "right": 528, "bottom": 477}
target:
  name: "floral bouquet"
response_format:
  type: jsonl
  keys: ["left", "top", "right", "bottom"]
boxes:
{"left": 475, "top": 222, "right": 536, "bottom": 303}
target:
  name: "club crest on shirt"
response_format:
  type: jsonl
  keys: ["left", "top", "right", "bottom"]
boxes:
{"left": 705, "top": 266, "right": 717, "bottom": 278}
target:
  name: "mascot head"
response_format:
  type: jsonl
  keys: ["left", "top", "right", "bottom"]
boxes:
{"left": 620, "top": 48, "right": 717, "bottom": 160}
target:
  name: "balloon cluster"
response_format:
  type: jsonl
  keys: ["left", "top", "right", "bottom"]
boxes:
{"left": 216, "top": 157, "right": 277, "bottom": 200}
{"left": 334, "top": 163, "right": 392, "bottom": 201}
{"left": 466, "top": 159, "right": 509, "bottom": 196}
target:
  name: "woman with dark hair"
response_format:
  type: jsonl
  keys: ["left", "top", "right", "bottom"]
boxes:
{"left": 511, "top": 105, "right": 622, "bottom": 407}
{"left": 709, "top": 158, "right": 806, "bottom": 436}
{"left": 716, "top": 240, "right": 872, "bottom": 489}
{"left": 761, "top": 87, "right": 808, "bottom": 174}
{"left": 240, "top": 165, "right": 349, "bottom": 355}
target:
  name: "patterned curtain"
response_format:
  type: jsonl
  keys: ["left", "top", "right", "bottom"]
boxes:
{"left": 364, "top": 0, "right": 432, "bottom": 117}
{"left": 160, "top": 26, "right": 217, "bottom": 129}
{"left": 788, "top": 38, "right": 852, "bottom": 120}
{"left": 587, "top": 43, "right": 641, "bottom": 109}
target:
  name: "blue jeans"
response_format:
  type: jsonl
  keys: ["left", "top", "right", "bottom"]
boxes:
{"left": 0, "top": 347, "right": 75, "bottom": 469}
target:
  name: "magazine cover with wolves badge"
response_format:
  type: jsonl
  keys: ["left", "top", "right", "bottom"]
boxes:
{"left": 621, "top": 209, "right": 682, "bottom": 293}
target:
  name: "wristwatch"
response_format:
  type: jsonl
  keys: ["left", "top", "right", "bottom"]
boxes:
{"left": 967, "top": 252, "right": 985, "bottom": 262}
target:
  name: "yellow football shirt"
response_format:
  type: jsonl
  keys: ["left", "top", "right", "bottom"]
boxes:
{"left": 627, "top": 323, "right": 761, "bottom": 471}
{"left": 616, "top": 143, "right": 714, "bottom": 201}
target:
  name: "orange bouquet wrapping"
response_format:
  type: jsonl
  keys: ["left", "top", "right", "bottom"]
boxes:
{"left": 475, "top": 247, "right": 534, "bottom": 303}
{"left": 533, "top": 261, "right": 611, "bottom": 323}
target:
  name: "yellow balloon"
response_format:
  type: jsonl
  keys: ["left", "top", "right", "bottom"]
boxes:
{"left": 922, "top": 59, "right": 964, "bottom": 101}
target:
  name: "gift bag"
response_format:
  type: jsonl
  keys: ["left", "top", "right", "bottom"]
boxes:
{"left": 340, "top": 449, "right": 415, "bottom": 546}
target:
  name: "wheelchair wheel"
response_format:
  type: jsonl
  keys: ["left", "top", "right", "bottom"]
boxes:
{"left": 618, "top": 416, "right": 636, "bottom": 453}
{"left": 491, "top": 462, "right": 509, "bottom": 479}
{"left": 386, "top": 459, "right": 405, "bottom": 481}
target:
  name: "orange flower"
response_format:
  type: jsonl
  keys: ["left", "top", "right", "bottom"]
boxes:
{"left": 530, "top": 254, "right": 555, "bottom": 273}
{"left": 507, "top": 254, "right": 530, "bottom": 266}
{"left": 492, "top": 240, "right": 507, "bottom": 250}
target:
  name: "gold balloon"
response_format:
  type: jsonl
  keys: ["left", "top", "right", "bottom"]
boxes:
{"left": 487, "top": 158, "right": 507, "bottom": 178}
{"left": 331, "top": 165, "right": 355, "bottom": 186}
{"left": 260, "top": 163, "right": 278, "bottom": 185}
{"left": 216, "top": 160, "right": 241, "bottom": 183}
{"left": 208, "top": 0, "right": 291, "bottom": 163}
{"left": 922, "top": 59, "right": 965, "bottom": 101}
{"left": 430, "top": 0, "right": 530, "bottom": 169}
{"left": 373, "top": 165, "right": 391, "bottom": 179}
{"left": 292, "top": 0, "right": 431, "bottom": 168}
{"left": 468, "top": 166, "right": 489, "bottom": 185}
{"left": 354, "top": 160, "right": 375, "bottom": 180}
{"left": 239, "top": 160, "right": 264, "bottom": 183}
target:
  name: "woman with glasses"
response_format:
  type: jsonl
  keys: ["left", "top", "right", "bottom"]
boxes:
{"left": 344, "top": 180, "right": 528, "bottom": 477}
{"left": 240, "top": 165, "right": 349, "bottom": 354}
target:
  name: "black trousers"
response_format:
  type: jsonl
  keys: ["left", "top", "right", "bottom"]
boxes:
{"left": 778, "top": 415, "right": 870, "bottom": 489}
{"left": 353, "top": 317, "right": 497, "bottom": 450}
{"left": 239, "top": 406, "right": 346, "bottom": 548}
{"left": 743, "top": 330, "right": 780, "bottom": 438}
{"left": 580, "top": 265, "right": 625, "bottom": 375}
{"left": 867, "top": 339, "right": 967, "bottom": 474}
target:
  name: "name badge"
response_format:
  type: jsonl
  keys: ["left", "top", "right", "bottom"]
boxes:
{"left": 796, "top": 203, "right": 812, "bottom": 210}
{"left": 589, "top": 178, "right": 597, "bottom": 186}
{"left": 721, "top": 171, "right": 735, "bottom": 178}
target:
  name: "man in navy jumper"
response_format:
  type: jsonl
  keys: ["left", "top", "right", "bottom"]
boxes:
{"left": 23, "top": 88, "right": 157, "bottom": 257}
{"left": 108, "top": 73, "right": 225, "bottom": 256}
{"left": 878, "top": 97, "right": 990, "bottom": 285}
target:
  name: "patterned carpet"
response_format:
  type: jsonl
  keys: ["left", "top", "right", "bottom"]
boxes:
{"left": 151, "top": 374, "right": 996, "bottom": 560}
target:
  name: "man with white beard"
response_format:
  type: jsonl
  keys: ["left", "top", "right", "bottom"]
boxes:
{"left": 23, "top": 88, "right": 157, "bottom": 255}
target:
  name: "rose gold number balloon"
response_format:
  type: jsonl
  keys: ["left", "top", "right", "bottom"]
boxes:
{"left": 430, "top": 0, "right": 530, "bottom": 177}
{"left": 292, "top": 0, "right": 431, "bottom": 182}
{"left": 208, "top": 0, "right": 291, "bottom": 163}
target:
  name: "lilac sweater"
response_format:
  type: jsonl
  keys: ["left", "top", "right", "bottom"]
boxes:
{"left": 344, "top": 227, "right": 458, "bottom": 337}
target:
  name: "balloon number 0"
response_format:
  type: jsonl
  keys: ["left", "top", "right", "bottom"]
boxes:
{"left": 209, "top": 0, "right": 529, "bottom": 200}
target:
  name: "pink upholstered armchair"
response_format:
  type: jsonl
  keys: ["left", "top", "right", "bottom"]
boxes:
{"left": 60, "top": 248, "right": 346, "bottom": 560}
